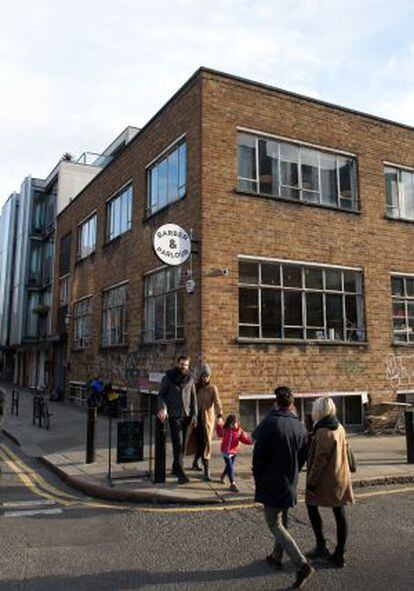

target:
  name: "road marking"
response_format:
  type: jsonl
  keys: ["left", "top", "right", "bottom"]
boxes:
{"left": 2, "top": 499, "right": 56, "bottom": 508}
{"left": 4, "top": 508, "right": 63, "bottom": 518}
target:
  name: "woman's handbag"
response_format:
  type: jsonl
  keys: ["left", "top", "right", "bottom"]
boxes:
{"left": 347, "top": 444, "right": 357, "bottom": 473}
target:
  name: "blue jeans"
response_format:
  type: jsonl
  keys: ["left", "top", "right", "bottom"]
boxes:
{"left": 223, "top": 454, "right": 236, "bottom": 483}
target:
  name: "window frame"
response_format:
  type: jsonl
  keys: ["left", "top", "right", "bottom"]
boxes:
{"left": 143, "top": 266, "right": 184, "bottom": 343}
{"left": 146, "top": 136, "right": 187, "bottom": 216}
{"left": 101, "top": 282, "right": 128, "bottom": 347}
{"left": 384, "top": 164, "right": 414, "bottom": 222}
{"left": 77, "top": 212, "right": 97, "bottom": 260}
{"left": 391, "top": 273, "right": 414, "bottom": 344}
{"left": 237, "top": 130, "right": 359, "bottom": 212}
{"left": 238, "top": 257, "right": 366, "bottom": 344}
{"left": 73, "top": 296, "right": 93, "bottom": 349}
{"left": 105, "top": 183, "right": 133, "bottom": 243}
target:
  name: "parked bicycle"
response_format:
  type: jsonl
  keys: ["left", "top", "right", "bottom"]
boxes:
{"left": 32, "top": 387, "right": 52, "bottom": 429}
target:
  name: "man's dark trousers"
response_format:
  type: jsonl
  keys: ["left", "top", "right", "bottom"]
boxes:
{"left": 169, "top": 416, "right": 191, "bottom": 477}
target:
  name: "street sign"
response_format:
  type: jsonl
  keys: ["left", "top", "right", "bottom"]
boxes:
{"left": 153, "top": 223, "right": 191, "bottom": 266}
{"left": 117, "top": 420, "right": 144, "bottom": 463}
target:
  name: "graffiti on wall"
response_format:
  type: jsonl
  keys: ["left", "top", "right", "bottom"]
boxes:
{"left": 385, "top": 353, "right": 414, "bottom": 389}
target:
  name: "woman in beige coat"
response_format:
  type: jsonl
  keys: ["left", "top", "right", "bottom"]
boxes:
{"left": 187, "top": 364, "right": 223, "bottom": 481}
{"left": 306, "top": 397, "right": 354, "bottom": 568}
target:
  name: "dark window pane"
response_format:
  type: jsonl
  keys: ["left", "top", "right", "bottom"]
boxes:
{"left": 409, "top": 320, "right": 414, "bottom": 341}
{"left": 338, "top": 157, "right": 353, "bottom": 201}
{"left": 301, "top": 148, "right": 319, "bottom": 192}
{"left": 239, "top": 288, "right": 259, "bottom": 324}
{"left": 392, "top": 276, "right": 404, "bottom": 296}
{"left": 284, "top": 291, "right": 302, "bottom": 326}
{"left": 239, "top": 261, "right": 259, "bottom": 284}
{"left": 281, "top": 143, "right": 299, "bottom": 188}
{"left": 154, "top": 296, "right": 165, "bottom": 341}
{"left": 406, "top": 277, "right": 414, "bottom": 296}
{"left": 393, "top": 301, "right": 406, "bottom": 318}
{"left": 165, "top": 292, "right": 176, "bottom": 340}
{"left": 307, "top": 328, "right": 326, "bottom": 340}
{"left": 344, "top": 270, "right": 358, "bottom": 293}
{"left": 239, "top": 325, "right": 260, "bottom": 338}
{"left": 345, "top": 295, "right": 364, "bottom": 340}
{"left": 408, "top": 302, "right": 414, "bottom": 317}
{"left": 259, "top": 139, "right": 279, "bottom": 195}
{"left": 326, "top": 294, "right": 344, "bottom": 340}
{"left": 238, "top": 179, "right": 257, "bottom": 193}
{"left": 384, "top": 168, "right": 399, "bottom": 217}
{"left": 305, "top": 268, "right": 323, "bottom": 289}
{"left": 306, "top": 292, "right": 323, "bottom": 326}
{"left": 261, "top": 289, "right": 282, "bottom": 338}
{"left": 238, "top": 134, "right": 256, "bottom": 183}
{"left": 284, "top": 327, "right": 304, "bottom": 339}
{"left": 283, "top": 265, "right": 302, "bottom": 287}
{"left": 261, "top": 263, "right": 280, "bottom": 286}
{"left": 239, "top": 399, "right": 257, "bottom": 432}
{"left": 280, "top": 186, "right": 300, "bottom": 200}
{"left": 258, "top": 399, "right": 274, "bottom": 422}
{"left": 345, "top": 396, "right": 362, "bottom": 425}
{"left": 320, "top": 153, "right": 338, "bottom": 206}
{"left": 325, "top": 269, "right": 342, "bottom": 291}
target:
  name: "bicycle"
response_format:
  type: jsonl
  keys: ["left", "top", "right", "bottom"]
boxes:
{"left": 32, "top": 387, "right": 52, "bottom": 429}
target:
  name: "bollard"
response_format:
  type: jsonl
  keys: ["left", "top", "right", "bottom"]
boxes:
{"left": 154, "top": 417, "right": 166, "bottom": 483}
{"left": 86, "top": 406, "right": 97, "bottom": 464}
{"left": 405, "top": 409, "right": 414, "bottom": 464}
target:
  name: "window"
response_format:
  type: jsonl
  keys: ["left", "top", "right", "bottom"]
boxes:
{"left": 73, "top": 297, "right": 93, "bottom": 349}
{"left": 385, "top": 166, "right": 414, "bottom": 221}
{"left": 59, "top": 274, "right": 70, "bottom": 306}
{"left": 391, "top": 275, "right": 414, "bottom": 343}
{"left": 59, "top": 233, "right": 72, "bottom": 276}
{"left": 147, "top": 140, "right": 186, "bottom": 215}
{"left": 106, "top": 185, "right": 133, "bottom": 241}
{"left": 144, "top": 267, "right": 184, "bottom": 342}
{"left": 237, "top": 133, "right": 358, "bottom": 211}
{"left": 101, "top": 284, "right": 127, "bottom": 346}
{"left": 239, "top": 259, "right": 365, "bottom": 342}
{"left": 78, "top": 214, "right": 97, "bottom": 260}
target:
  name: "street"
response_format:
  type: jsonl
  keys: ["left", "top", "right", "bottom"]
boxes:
{"left": 0, "top": 433, "right": 413, "bottom": 590}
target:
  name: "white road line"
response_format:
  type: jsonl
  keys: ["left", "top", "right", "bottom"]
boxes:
{"left": 4, "top": 508, "right": 63, "bottom": 518}
{"left": 2, "top": 499, "right": 57, "bottom": 508}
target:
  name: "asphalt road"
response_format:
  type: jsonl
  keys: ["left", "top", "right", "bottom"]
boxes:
{"left": 0, "top": 433, "right": 413, "bottom": 591}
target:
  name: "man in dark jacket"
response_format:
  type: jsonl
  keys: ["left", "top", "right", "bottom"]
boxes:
{"left": 253, "top": 386, "right": 314, "bottom": 589}
{"left": 157, "top": 355, "right": 197, "bottom": 484}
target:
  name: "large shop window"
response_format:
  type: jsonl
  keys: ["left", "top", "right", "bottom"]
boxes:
{"left": 106, "top": 184, "right": 133, "bottom": 242}
{"left": 101, "top": 284, "right": 127, "bottom": 346}
{"left": 237, "top": 132, "right": 358, "bottom": 211}
{"left": 147, "top": 140, "right": 186, "bottom": 215}
{"left": 73, "top": 297, "right": 93, "bottom": 349}
{"left": 385, "top": 166, "right": 414, "bottom": 221}
{"left": 144, "top": 267, "right": 184, "bottom": 342}
{"left": 391, "top": 275, "right": 414, "bottom": 343}
{"left": 238, "top": 259, "right": 366, "bottom": 343}
{"left": 77, "top": 214, "right": 97, "bottom": 260}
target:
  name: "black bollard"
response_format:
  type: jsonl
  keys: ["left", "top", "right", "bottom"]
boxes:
{"left": 405, "top": 410, "right": 414, "bottom": 464}
{"left": 154, "top": 417, "right": 166, "bottom": 483}
{"left": 86, "top": 406, "right": 97, "bottom": 464}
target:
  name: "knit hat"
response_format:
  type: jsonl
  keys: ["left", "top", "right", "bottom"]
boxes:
{"left": 199, "top": 364, "right": 212, "bottom": 377}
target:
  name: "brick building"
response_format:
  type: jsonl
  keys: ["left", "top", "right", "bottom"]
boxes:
{"left": 52, "top": 67, "right": 414, "bottom": 429}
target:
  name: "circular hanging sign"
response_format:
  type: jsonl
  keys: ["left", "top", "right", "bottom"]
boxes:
{"left": 153, "top": 223, "right": 191, "bottom": 266}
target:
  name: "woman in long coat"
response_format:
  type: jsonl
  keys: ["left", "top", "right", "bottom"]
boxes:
{"left": 186, "top": 364, "right": 223, "bottom": 481}
{"left": 306, "top": 397, "right": 354, "bottom": 567}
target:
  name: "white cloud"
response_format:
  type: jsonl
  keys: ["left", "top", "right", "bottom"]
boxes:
{"left": 1, "top": 0, "right": 414, "bottom": 206}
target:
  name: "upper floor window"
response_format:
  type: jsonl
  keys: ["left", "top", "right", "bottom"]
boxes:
{"left": 147, "top": 140, "right": 186, "bottom": 215}
{"left": 78, "top": 214, "right": 97, "bottom": 260}
{"left": 238, "top": 258, "right": 365, "bottom": 343}
{"left": 101, "top": 284, "right": 127, "bottom": 346}
{"left": 59, "top": 233, "right": 72, "bottom": 276}
{"left": 144, "top": 267, "right": 184, "bottom": 342}
{"left": 59, "top": 274, "right": 70, "bottom": 307}
{"left": 73, "top": 297, "right": 93, "bottom": 349}
{"left": 385, "top": 166, "right": 414, "bottom": 221}
{"left": 237, "top": 132, "right": 358, "bottom": 211}
{"left": 106, "top": 184, "right": 133, "bottom": 242}
{"left": 391, "top": 275, "right": 414, "bottom": 343}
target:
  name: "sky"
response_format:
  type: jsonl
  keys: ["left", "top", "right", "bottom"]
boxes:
{"left": 2, "top": 0, "right": 414, "bottom": 207}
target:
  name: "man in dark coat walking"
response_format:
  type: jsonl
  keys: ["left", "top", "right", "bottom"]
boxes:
{"left": 253, "top": 386, "right": 314, "bottom": 589}
{"left": 157, "top": 355, "right": 197, "bottom": 484}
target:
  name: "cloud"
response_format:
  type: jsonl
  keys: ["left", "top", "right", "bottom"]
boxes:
{"left": 1, "top": 0, "right": 414, "bottom": 206}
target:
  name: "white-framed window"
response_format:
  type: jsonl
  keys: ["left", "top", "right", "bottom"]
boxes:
{"left": 237, "top": 132, "right": 358, "bottom": 211}
{"left": 73, "top": 297, "right": 93, "bottom": 349}
{"left": 391, "top": 275, "right": 414, "bottom": 343}
{"left": 238, "top": 258, "right": 366, "bottom": 343}
{"left": 101, "top": 284, "right": 127, "bottom": 346}
{"left": 59, "top": 274, "right": 71, "bottom": 306}
{"left": 385, "top": 166, "right": 414, "bottom": 221}
{"left": 77, "top": 214, "right": 97, "bottom": 260}
{"left": 144, "top": 267, "right": 184, "bottom": 342}
{"left": 147, "top": 140, "right": 186, "bottom": 215}
{"left": 106, "top": 184, "right": 133, "bottom": 241}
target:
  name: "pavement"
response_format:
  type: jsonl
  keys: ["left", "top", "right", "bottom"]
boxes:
{"left": 1, "top": 383, "right": 414, "bottom": 505}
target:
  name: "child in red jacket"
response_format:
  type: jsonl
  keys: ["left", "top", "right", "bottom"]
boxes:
{"left": 216, "top": 413, "right": 253, "bottom": 492}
